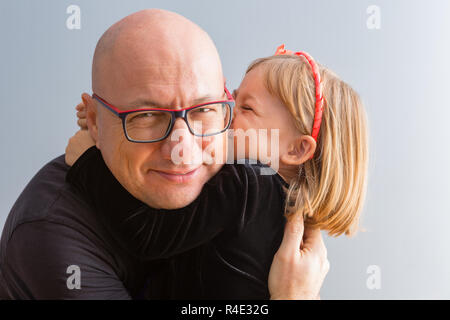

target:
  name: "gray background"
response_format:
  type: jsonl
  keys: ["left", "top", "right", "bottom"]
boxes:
{"left": 1, "top": 0, "right": 449, "bottom": 299}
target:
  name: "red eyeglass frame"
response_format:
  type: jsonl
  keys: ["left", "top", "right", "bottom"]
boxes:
{"left": 274, "top": 44, "right": 324, "bottom": 143}
{"left": 92, "top": 86, "right": 235, "bottom": 143}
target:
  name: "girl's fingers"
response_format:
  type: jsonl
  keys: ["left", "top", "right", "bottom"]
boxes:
{"left": 279, "top": 213, "right": 305, "bottom": 254}
{"left": 302, "top": 227, "right": 327, "bottom": 258}
{"left": 75, "top": 102, "right": 86, "bottom": 112}
{"left": 77, "top": 118, "right": 88, "bottom": 130}
{"left": 77, "top": 110, "right": 87, "bottom": 119}
{"left": 76, "top": 101, "right": 87, "bottom": 129}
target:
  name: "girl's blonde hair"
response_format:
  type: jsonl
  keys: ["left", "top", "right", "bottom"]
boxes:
{"left": 247, "top": 55, "right": 369, "bottom": 236}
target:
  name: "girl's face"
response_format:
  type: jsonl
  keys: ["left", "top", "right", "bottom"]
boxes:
{"left": 232, "top": 66, "right": 301, "bottom": 165}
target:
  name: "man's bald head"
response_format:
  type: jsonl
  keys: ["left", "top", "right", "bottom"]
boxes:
{"left": 85, "top": 9, "right": 227, "bottom": 210}
{"left": 92, "top": 9, "right": 223, "bottom": 101}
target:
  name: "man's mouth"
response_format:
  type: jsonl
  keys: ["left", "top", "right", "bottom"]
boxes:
{"left": 149, "top": 167, "right": 201, "bottom": 183}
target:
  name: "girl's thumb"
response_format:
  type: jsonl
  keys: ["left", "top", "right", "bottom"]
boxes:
{"left": 280, "top": 213, "right": 305, "bottom": 253}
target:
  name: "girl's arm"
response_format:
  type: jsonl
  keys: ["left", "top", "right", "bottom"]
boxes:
{"left": 65, "top": 102, "right": 94, "bottom": 167}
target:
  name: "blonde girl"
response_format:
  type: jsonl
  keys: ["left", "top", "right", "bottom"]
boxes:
{"left": 231, "top": 45, "right": 369, "bottom": 236}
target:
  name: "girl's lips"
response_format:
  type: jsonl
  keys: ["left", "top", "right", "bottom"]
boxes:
{"left": 151, "top": 167, "right": 201, "bottom": 183}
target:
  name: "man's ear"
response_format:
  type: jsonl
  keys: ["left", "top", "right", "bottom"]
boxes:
{"left": 82, "top": 93, "right": 100, "bottom": 148}
{"left": 280, "top": 135, "right": 317, "bottom": 166}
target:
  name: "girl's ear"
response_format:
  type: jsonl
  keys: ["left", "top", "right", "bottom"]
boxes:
{"left": 82, "top": 93, "right": 100, "bottom": 148}
{"left": 280, "top": 135, "right": 317, "bottom": 166}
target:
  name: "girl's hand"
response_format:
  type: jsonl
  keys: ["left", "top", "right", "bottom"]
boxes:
{"left": 65, "top": 101, "right": 95, "bottom": 166}
{"left": 65, "top": 130, "right": 95, "bottom": 166}
{"left": 268, "top": 214, "right": 330, "bottom": 300}
{"left": 76, "top": 101, "right": 88, "bottom": 130}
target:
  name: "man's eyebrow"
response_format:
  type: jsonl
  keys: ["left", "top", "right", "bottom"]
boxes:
{"left": 192, "top": 93, "right": 226, "bottom": 105}
{"left": 126, "top": 99, "right": 163, "bottom": 108}
{"left": 126, "top": 93, "right": 227, "bottom": 109}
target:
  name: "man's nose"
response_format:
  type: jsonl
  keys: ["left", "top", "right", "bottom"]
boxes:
{"left": 161, "top": 118, "right": 202, "bottom": 164}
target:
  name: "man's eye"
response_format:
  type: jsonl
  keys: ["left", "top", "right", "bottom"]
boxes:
{"left": 129, "top": 112, "right": 161, "bottom": 122}
{"left": 195, "top": 107, "right": 213, "bottom": 113}
{"left": 136, "top": 112, "right": 154, "bottom": 118}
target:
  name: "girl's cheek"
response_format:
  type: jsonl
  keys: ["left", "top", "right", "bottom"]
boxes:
{"left": 231, "top": 112, "right": 243, "bottom": 130}
{"left": 233, "top": 112, "right": 254, "bottom": 132}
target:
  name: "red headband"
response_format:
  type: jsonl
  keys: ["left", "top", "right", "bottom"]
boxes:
{"left": 274, "top": 44, "right": 324, "bottom": 143}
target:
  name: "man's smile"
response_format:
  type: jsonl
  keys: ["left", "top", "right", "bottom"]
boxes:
{"left": 148, "top": 166, "right": 201, "bottom": 183}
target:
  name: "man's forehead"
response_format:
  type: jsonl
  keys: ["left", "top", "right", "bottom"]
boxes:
{"left": 96, "top": 35, "right": 224, "bottom": 109}
{"left": 99, "top": 59, "right": 224, "bottom": 109}
{"left": 110, "top": 78, "right": 225, "bottom": 109}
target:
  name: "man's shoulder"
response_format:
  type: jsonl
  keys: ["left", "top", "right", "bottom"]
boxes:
{"left": 5, "top": 154, "right": 69, "bottom": 221}
{"left": 0, "top": 154, "right": 98, "bottom": 250}
{"left": 0, "top": 155, "right": 132, "bottom": 299}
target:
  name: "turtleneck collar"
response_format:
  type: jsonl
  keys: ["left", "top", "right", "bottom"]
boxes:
{"left": 66, "top": 147, "right": 205, "bottom": 261}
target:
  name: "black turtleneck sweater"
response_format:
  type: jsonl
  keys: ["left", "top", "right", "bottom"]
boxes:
{"left": 0, "top": 147, "right": 287, "bottom": 299}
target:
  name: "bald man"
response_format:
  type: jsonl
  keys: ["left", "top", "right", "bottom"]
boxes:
{"left": 0, "top": 9, "right": 328, "bottom": 299}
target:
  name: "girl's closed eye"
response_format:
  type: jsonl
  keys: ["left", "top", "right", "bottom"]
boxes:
{"left": 239, "top": 105, "right": 254, "bottom": 112}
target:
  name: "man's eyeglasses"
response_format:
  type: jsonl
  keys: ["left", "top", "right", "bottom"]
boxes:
{"left": 92, "top": 86, "right": 235, "bottom": 143}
